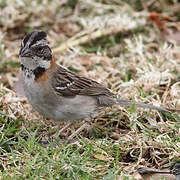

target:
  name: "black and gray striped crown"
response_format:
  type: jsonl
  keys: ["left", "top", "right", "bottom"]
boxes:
{"left": 22, "top": 30, "right": 47, "bottom": 48}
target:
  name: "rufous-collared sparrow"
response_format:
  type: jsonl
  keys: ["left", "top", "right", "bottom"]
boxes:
{"left": 19, "top": 30, "right": 170, "bottom": 142}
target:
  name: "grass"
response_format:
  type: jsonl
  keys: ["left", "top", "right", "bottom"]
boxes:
{"left": 0, "top": 0, "right": 180, "bottom": 179}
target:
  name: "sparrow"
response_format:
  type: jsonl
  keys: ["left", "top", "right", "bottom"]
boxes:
{"left": 19, "top": 30, "right": 170, "bottom": 142}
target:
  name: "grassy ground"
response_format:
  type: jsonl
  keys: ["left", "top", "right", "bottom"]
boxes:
{"left": 0, "top": 0, "right": 180, "bottom": 179}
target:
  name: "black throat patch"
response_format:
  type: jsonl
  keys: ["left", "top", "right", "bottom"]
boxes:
{"left": 21, "top": 64, "right": 46, "bottom": 80}
{"left": 33, "top": 67, "right": 46, "bottom": 80}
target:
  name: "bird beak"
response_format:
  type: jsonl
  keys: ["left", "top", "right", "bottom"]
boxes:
{"left": 20, "top": 47, "right": 31, "bottom": 57}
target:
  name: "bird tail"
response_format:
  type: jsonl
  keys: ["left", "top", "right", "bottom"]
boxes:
{"left": 116, "top": 98, "right": 171, "bottom": 112}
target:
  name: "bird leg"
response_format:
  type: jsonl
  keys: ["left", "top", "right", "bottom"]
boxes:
{"left": 67, "top": 121, "right": 90, "bottom": 143}
{"left": 56, "top": 122, "right": 73, "bottom": 137}
{"left": 51, "top": 122, "right": 73, "bottom": 146}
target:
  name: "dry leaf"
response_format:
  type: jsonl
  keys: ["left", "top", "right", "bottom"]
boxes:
{"left": 149, "top": 11, "right": 180, "bottom": 44}
{"left": 93, "top": 153, "right": 108, "bottom": 161}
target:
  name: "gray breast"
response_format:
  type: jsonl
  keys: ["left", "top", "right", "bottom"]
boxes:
{"left": 22, "top": 77, "right": 98, "bottom": 122}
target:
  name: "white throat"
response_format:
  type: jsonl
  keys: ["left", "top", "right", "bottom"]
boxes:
{"left": 20, "top": 56, "right": 51, "bottom": 70}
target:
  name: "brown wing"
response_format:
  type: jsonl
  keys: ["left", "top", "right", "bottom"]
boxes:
{"left": 51, "top": 65, "right": 113, "bottom": 97}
